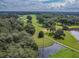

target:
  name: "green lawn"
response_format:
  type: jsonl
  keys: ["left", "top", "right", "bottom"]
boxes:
{"left": 31, "top": 15, "right": 79, "bottom": 51}
{"left": 69, "top": 25, "right": 79, "bottom": 28}
{"left": 55, "top": 31, "right": 79, "bottom": 51}
{"left": 49, "top": 48, "right": 79, "bottom": 58}
{"left": 33, "top": 32, "right": 54, "bottom": 48}
{"left": 21, "top": 15, "right": 79, "bottom": 57}
{"left": 19, "top": 15, "right": 53, "bottom": 48}
{"left": 31, "top": 15, "right": 54, "bottom": 48}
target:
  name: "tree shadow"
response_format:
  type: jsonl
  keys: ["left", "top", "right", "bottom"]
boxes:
{"left": 53, "top": 37, "right": 64, "bottom": 40}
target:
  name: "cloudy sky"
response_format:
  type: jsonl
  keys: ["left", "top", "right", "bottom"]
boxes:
{"left": 0, "top": 0, "right": 79, "bottom": 12}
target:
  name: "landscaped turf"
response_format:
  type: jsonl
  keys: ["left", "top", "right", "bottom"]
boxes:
{"left": 55, "top": 31, "right": 79, "bottom": 51}
{"left": 31, "top": 15, "right": 79, "bottom": 51}
{"left": 31, "top": 15, "right": 55, "bottom": 48}
{"left": 21, "top": 15, "right": 79, "bottom": 57}
{"left": 33, "top": 32, "right": 54, "bottom": 48}
{"left": 69, "top": 25, "right": 79, "bottom": 28}
{"left": 49, "top": 48, "right": 79, "bottom": 58}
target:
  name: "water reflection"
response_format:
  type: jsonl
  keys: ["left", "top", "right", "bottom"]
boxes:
{"left": 38, "top": 43, "right": 64, "bottom": 58}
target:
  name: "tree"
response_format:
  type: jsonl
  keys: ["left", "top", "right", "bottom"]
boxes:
{"left": 38, "top": 31, "right": 44, "bottom": 38}
{"left": 49, "top": 21, "right": 56, "bottom": 32}
{"left": 27, "top": 19, "right": 32, "bottom": 24}
{"left": 43, "top": 19, "right": 56, "bottom": 32}
{"left": 26, "top": 16, "right": 32, "bottom": 24}
{"left": 50, "top": 25, "right": 56, "bottom": 33}
{"left": 36, "top": 15, "right": 45, "bottom": 24}
{"left": 27, "top": 16, "right": 32, "bottom": 20}
{"left": 62, "top": 25, "right": 69, "bottom": 30}
{"left": 24, "top": 24, "right": 35, "bottom": 35}
{"left": 53, "top": 29, "right": 65, "bottom": 39}
{"left": 0, "top": 31, "right": 38, "bottom": 58}
{"left": 0, "top": 16, "right": 38, "bottom": 58}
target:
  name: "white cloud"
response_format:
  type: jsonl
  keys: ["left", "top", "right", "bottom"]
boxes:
{"left": 0, "top": 0, "right": 79, "bottom": 12}
{"left": 36, "top": 0, "right": 49, "bottom": 2}
{"left": 47, "top": 0, "right": 79, "bottom": 10}
{"left": 65, "top": 0, "right": 76, "bottom": 3}
{"left": 48, "top": 2, "right": 66, "bottom": 8}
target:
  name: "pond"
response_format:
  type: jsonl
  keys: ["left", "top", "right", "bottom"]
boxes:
{"left": 38, "top": 31, "right": 79, "bottom": 58}
{"left": 38, "top": 43, "right": 64, "bottom": 58}
{"left": 70, "top": 31, "right": 79, "bottom": 41}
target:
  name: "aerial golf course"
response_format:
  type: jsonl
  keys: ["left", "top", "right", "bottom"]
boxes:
{"left": 0, "top": 13, "right": 79, "bottom": 58}
{"left": 19, "top": 14, "right": 79, "bottom": 58}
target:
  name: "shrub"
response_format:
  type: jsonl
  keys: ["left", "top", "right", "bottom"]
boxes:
{"left": 53, "top": 29, "right": 65, "bottom": 39}
{"left": 27, "top": 16, "right": 32, "bottom": 20}
{"left": 38, "top": 31, "right": 44, "bottom": 38}
{"left": 0, "top": 16, "right": 38, "bottom": 58}
{"left": 63, "top": 25, "right": 69, "bottom": 30}
{"left": 27, "top": 20, "right": 32, "bottom": 24}
{"left": 25, "top": 24, "right": 35, "bottom": 35}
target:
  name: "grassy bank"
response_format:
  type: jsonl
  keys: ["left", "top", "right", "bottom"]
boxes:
{"left": 49, "top": 48, "right": 79, "bottom": 58}
{"left": 55, "top": 31, "right": 79, "bottom": 50}
{"left": 32, "top": 15, "right": 79, "bottom": 50}
{"left": 69, "top": 25, "right": 79, "bottom": 28}
{"left": 21, "top": 15, "right": 79, "bottom": 56}
{"left": 32, "top": 15, "right": 54, "bottom": 48}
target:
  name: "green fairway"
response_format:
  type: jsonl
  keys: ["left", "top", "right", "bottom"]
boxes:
{"left": 33, "top": 32, "right": 54, "bottom": 48}
{"left": 69, "top": 25, "right": 79, "bottom": 28}
{"left": 49, "top": 48, "right": 79, "bottom": 58}
{"left": 30, "top": 15, "right": 79, "bottom": 51}
{"left": 20, "top": 15, "right": 79, "bottom": 57}
{"left": 55, "top": 31, "right": 79, "bottom": 51}
{"left": 31, "top": 15, "right": 55, "bottom": 48}
{"left": 19, "top": 15, "right": 53, "bottom": 48}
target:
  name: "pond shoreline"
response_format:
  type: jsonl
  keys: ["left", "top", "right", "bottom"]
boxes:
{"left": 38, "top": 43, "right": 65, "bottom": 58}
{"left": 38, "top": 31, "right": 79, "bottom": 58}
{"left": 70, "top": 31, "right": 79, "bottom": 41}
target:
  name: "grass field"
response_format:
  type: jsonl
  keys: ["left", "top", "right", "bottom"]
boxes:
{"left": 32, "top": 15, "right": 55, "bottom": 48}
{"left": 55, "top": 31, "right": 79, "bottom": 50}
{"left": 69, "top": 25, "right": 79, "bottom": 28}
{"left": 21, "top": 15, "right": 79, "bottom": 57}
{"left": 49, "top": 48, "right": 79, "bottom": 58}
{"left": 31, "top": 15, "right": 79, "bottom": 50}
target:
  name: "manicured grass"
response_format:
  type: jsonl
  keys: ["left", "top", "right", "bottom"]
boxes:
{"left": 31, "top": 15, "right": 79, "bottom": 58}
{"left": 49, "top": 48, "right": 79, "bottom": 58}
{"left": 31, "top": 15, "right": 79, "bottom": 50}
{"left": 31, "top": 15, "right": 54, "bottom": 48}
{"left": 69, "top": 25, "right": 79, "bottom": 28}
{"left": 33, "top": 32, "right": 54, "bottom": 48}
{"left": 20, "top": 15, "right": 54, "bottom": 48}
{"left": 32, "top": 15, "right": 43, "bottom": 31}
{"left": 56, "top": 25, "right": 62, "bottom": 29}
{"left": 21, "top": 15, "right": 79, "bottom": 52}
{"left": 55, "top": 31, "right": 79, "bottom": 51}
